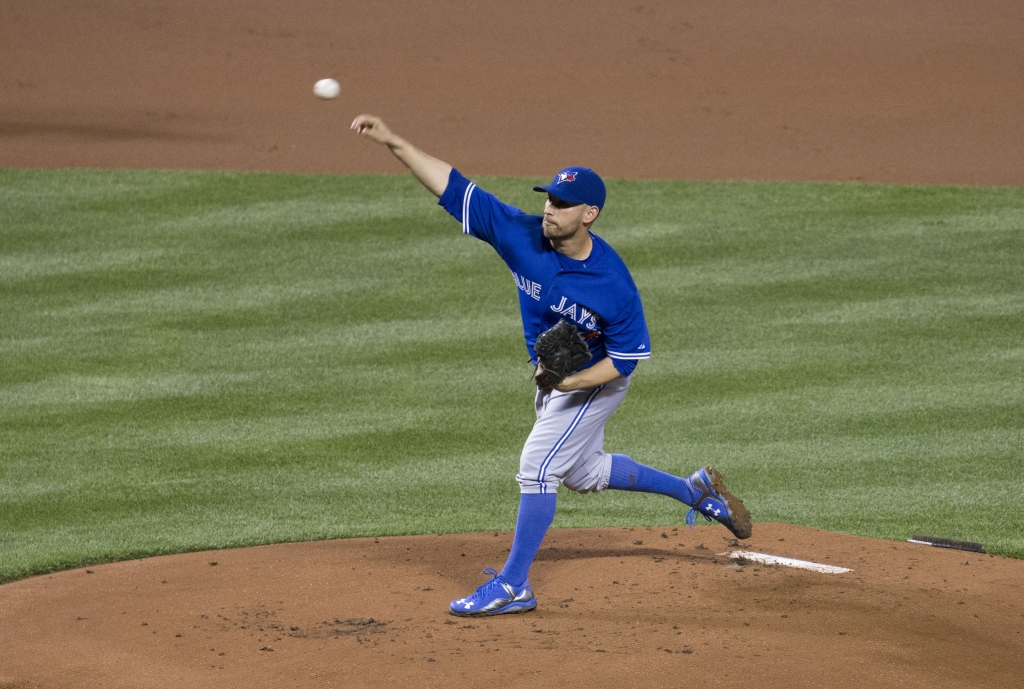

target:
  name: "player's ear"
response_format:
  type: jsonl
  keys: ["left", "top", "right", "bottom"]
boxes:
{"left": 583, "top": 205, "right": 600, "bottom": 224}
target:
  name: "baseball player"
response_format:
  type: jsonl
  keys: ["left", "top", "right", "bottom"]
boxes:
{"left": 351, "top": 115, "right": 752, "bottom": 617}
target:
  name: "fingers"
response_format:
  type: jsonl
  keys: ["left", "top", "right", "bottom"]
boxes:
{"left": 350, "top": 114, "right": 379, "bottom": 134}
{"left": 351, "top": 114, "right": 396, "bottom": 146}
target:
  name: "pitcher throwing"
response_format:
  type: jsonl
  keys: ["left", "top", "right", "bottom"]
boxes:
{"left": 351, "top": 114, "right": 752, "bottom": 617}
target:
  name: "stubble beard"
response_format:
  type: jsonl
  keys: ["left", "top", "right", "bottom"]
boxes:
{"left": 542, "top": 213, "right": 584, "bottom": 241}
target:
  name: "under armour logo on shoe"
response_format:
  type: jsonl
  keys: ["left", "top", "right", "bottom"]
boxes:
{"left": 706, "top": 503, "right": 721, "bottom": 516}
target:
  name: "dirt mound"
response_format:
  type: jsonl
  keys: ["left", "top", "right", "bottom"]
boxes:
{"left": 2, "top": 523, "right": 1021, "bottom": 688}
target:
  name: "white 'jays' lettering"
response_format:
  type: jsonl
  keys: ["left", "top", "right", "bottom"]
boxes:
{"left": 549, "top": 296, "right": 599, "bottom": 330}
{"left": 511, "top": 270, "right": 542, "bottom": 301}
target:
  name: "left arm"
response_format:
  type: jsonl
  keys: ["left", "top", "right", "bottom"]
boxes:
{"left": 547, "top": 357, "right": 623, "bottom": 393}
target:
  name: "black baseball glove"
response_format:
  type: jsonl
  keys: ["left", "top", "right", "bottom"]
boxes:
{"left": 533, "top": 319, "right": 592, "bottom": 390}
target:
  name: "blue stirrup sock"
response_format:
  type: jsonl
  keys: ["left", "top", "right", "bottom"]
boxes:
{"left": 607, "top": 453, "right": 700, "bottom": 505}
{"left": 499, "top": 493, "right": 557, "bottom": 588}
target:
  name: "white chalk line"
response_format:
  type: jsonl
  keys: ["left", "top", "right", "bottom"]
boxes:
{"left": 728, "top": 550, "right": 852, "bottom": 574}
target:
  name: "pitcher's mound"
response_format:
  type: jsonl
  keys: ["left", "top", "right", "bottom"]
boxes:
{"left": 2, "top": 523, "right": 1021, "bottom": 688}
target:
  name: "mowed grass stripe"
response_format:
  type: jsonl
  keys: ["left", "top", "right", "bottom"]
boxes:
{"left": 1, "top": 168, "right": 1022, "bottom": 582}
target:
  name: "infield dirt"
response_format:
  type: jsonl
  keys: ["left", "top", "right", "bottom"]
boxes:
{"left": 2, "top": 524, "right": 1023, "bottom": 688}
{"left": 2, "top": 1, "right": 1023, "bottom": 687}
{"left": 2, "top": 0, "right": 1024, "bottom": 185}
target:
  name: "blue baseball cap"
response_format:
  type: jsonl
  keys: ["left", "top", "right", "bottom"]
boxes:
{"left": 533, "top": 167, "right": 606, "bottom": 210}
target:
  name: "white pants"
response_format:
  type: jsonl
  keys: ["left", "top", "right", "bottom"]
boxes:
{"left": 516, "top": 375, "right": 631, "bottom": 495}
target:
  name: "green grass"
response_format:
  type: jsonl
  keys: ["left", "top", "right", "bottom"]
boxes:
{"left": 1, "top": 168, "right": 1022, "bottom": 583}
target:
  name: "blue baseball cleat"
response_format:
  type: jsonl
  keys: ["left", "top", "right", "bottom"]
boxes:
{"left": 449, "top": 568, "right": 537, "bottom": 617}
{"left": 686, "top": 466, "right": 753, "bottom": 539}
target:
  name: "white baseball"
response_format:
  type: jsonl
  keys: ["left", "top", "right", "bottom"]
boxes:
{"left": 313, "top": 78, "right": 340, "bottom": 100}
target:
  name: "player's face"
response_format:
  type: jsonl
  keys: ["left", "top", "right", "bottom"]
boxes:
{"left": 542, "top": 194, "right": 593, "bottom": 240}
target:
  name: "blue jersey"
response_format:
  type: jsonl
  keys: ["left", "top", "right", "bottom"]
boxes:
{"left": 438, "top": 168, "right": 651, "bottom": 377}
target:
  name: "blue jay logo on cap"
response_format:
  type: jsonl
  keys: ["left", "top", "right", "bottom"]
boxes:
{"left": 533, "top": 166, "right": 605, "bottom": 209}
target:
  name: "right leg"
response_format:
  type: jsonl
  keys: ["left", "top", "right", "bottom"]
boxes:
{"left": 607, "top": 454, "right": 753, "bottom": 539}
{"left": 607, "top": 453, "right": 701, "bottom": 504}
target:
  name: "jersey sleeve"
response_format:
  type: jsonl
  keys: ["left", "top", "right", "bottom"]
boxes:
{"left": 602, "top": 291, "right": 651, "bottom": 377}
{"left": 437, "top": 168, "right": 524, "bottom": 247}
